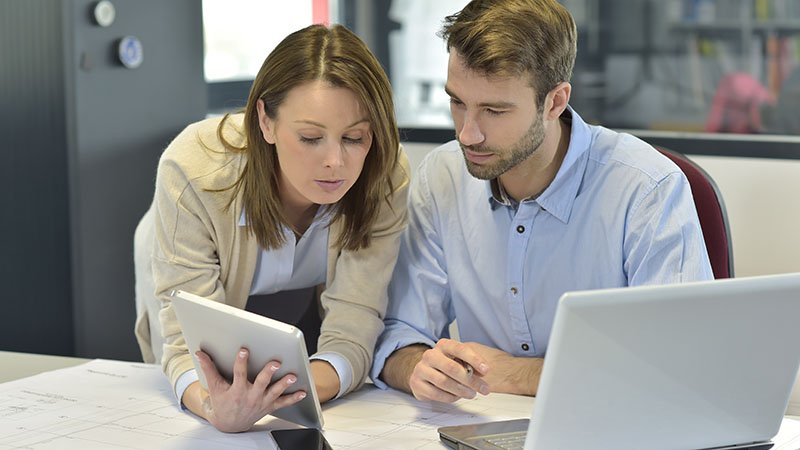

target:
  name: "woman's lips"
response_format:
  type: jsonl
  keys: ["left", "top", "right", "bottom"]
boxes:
{"left": 315, "top": 179, "right": 345, "bottom": 192}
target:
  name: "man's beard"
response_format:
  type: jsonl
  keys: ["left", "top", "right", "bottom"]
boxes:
{"left": 460, "top": 114, "right": 546, "bottom": 180}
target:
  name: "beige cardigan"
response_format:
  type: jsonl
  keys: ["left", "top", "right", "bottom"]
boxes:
{"left": 134, "top": 114, "right": 409, "bottom": 395}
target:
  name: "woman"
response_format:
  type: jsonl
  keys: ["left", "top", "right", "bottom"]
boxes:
{"left": 133, "top": 24, "right": 409, "bottom": 432}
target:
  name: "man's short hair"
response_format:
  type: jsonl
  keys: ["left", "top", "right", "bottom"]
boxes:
{"left": 440, "top": 0, "right": 577, "bottom": 107}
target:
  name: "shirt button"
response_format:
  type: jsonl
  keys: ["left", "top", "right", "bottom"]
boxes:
{"left": 510, "top": 287, "right": 518, "bottom": 295}
{"left": 516, "top": 225, "right": 525, "bottom": 233}
{"left": 521, "top": 343, "right": 530, "bottom": 351}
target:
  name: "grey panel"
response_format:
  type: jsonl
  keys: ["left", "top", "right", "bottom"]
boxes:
{"left": 0, "top": 0, "right": 73, "bottom": 356}
{"left": 0, "top": 0, "right": 207, "bottom": 360}
{"left": 67, "top": 0, "right": 206, "bottom": 359}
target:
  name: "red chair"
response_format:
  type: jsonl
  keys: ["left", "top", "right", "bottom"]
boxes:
{"left": 656, "top": 147, "right": 734, "bottom": 279}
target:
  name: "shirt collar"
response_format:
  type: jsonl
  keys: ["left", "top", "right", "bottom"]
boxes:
{"left": 487, "top": 106, "right": 592, "bottom": 223}
{"left": 238, "top": 204, "right": 334, "bottom": 228}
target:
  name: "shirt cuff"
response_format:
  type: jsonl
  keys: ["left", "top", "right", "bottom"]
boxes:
{"left": 371, "top": 326, "right": 437, "bottom": 390}
{"left": 310, "top": 352, "right": 351, "bottom": 399}
{"left": 175, "top": 369, "right": 199, "bottom": 409}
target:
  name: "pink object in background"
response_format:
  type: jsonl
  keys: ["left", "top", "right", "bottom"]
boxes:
{"left": 705, "top": 72, "right": 775, "bottom": 134}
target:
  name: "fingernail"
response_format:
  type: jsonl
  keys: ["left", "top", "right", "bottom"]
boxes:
{"left": 270, "top": 364, "right": 279, "bottom": 372}
{"left": 239, "top": 350, "right": 247, "bottom": 359}
{"left": 297, "top": 392, "right": 306, "bottom": 400}
{"left": 287, "top": 376, "right": 296, "bottom": 385}
{"left": 480, "top": 384, "right": 490, "bottom": 395}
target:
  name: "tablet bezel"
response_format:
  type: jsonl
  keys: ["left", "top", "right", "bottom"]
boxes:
{"left": 170, "top": 290, "right": 324, "bottom": 429}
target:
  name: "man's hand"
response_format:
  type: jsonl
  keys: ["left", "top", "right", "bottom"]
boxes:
{"left": 460, "top": 341, "right": 543, "bottom": 396}
{"left": 182, "top": 348, "right": 306, "bottom": 433}
{"left": 381, "top": 339, "right": 544, "bottom": 403}
{"left": 382, "top": 339, "right": 490, "bottom": 403}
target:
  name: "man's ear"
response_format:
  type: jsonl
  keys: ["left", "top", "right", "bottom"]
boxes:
{"left": 256, "top": 99, "right": 276, "bottom": 144}
{"left": 544, "top": 82, "right": 571, "bottom": 121}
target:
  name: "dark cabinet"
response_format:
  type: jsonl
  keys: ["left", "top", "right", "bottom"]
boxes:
{"left": 0, "top": 0, "right": 207, "bottom": 360}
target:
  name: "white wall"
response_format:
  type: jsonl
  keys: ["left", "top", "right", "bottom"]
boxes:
{"left": 690, "top": 155, "right": 800, "bottom": 277}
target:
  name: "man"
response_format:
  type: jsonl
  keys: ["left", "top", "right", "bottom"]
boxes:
{"left": 370, "top": 0, "right": 713, "bottom": 403}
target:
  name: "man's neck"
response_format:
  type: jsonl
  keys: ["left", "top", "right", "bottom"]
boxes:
{"left": 498, "top": 118, "right": 571, "bottom": 203}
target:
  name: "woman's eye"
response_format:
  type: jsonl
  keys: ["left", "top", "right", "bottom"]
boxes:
{"left": 343, "top": 136, "right": 363, "bottom": 144}
{"left": 299, "top": 136, "right": 321, "bottom": 144}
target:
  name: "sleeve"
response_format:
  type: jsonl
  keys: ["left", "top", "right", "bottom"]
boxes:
{"left": 315, "top": 147, "right": 411, "bottom": 395}
{"left": 309, "top": 352, "right": 351, "bottom": 399}
{"left": 151, "top": 148, "right": 229, "bottom": 392}
{"left": 370, "top": 153, "right": 456, "bottom": 389}
{"left": 623, "top": 171, "right": 715, "bottom": 285}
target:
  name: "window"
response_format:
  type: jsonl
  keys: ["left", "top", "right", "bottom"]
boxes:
{"left": 203, "top": 0, "right": 336, "bottom": 111}
{"left": 372, "top": 0, "right": 800, "bottom": 157}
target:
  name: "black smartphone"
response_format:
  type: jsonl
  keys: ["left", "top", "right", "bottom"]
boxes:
{"left": 271, "top": 428, "right": 333, "bottom": 450}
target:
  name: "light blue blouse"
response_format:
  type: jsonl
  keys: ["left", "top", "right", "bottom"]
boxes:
{"left": 176, "top": 206, "right": 353, "bottom": 403}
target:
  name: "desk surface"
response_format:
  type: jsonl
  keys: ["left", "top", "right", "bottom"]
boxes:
{"left": 0, "top": 350, "right": 89, "bottom": 383}
{"left": 0, "top": 357, "right": 536, "bottom": 449}
{"left": 1, "top": 354, "right": 799, "bottom": 450}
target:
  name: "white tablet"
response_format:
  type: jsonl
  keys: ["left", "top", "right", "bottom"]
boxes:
{"left": 169, "top": 290, "right": 324, "bottom": 429}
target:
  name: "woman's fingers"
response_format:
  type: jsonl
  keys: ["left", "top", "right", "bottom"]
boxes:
{"left": 195, "top": 350, "right": 229, "bottom": 394}
{"left": 231, "top": 348, "right": 250, "bottom": 388}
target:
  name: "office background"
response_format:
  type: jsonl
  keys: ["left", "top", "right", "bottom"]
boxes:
{"left": 1, "top": 0, "right": 798, "bottom": 363}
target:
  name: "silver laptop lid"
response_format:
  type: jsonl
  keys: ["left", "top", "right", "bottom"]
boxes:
{"left": 526, "top": 273, "right": 800, "bottom": 450}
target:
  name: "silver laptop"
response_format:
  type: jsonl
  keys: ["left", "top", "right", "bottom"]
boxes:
{"left": 439, "top": 273, "right": 800, "bottom": 450}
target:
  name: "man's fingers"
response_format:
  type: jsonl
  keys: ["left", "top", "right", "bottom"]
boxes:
{"left": 409, "top": 366, "right": 462, "bottom": 403}
{"left": 435, "top": 339, "right": 490, "bottom": 377}
{"left": 410, "top": 354, "right": 477, "bottom": 402}
{"left": 424, "top": 348, "right": 490, "bottom": 396}
{"left": 412, "top": 380, "right": 460, "bottom": 403}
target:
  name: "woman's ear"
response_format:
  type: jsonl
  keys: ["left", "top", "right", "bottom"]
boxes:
{"left": 256, "top": 99, "right": 277, "bottom": 144}
{"left": 544, "top": 82, "right": 572, "bottom": 121}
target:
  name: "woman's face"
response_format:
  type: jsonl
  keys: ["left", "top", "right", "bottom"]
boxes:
{"left": 257, "top": 80, "right": 372, "bottom": 210}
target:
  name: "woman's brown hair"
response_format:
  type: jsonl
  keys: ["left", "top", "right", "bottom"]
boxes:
{"left": 216, "top": 24, "right": 399, "bottom": 251}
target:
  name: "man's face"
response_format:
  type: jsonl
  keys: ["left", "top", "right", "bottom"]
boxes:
{"left": 445, "top": 50, "right": 545, "bottom": 180}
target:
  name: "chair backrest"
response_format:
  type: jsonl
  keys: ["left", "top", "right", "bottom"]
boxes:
{"left": 655, "top": 146, "right": 733, "bottom": 279}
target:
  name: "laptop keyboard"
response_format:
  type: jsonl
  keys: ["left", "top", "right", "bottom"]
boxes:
{"left": 482, "top": 432, "right": 527, "bottom": 450}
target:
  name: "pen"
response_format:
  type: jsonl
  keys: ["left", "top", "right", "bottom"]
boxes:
{"left": 455, "top": 358, "right": 474, "bottom": 377}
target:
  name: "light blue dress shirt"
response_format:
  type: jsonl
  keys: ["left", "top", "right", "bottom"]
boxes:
{"left": 176, "top": 206, "right": 353, "bottom": 403}
{"left": 371, "top": 107, "right": 714, "bottom": 388}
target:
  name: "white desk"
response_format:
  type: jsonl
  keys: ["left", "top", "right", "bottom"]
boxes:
{"left": 0, "top": 354, "right": 799, "bottom": 450}
{"left": 0, "top": 351, "right": 88, "bottom": 383}
{"left": 0, "top": 356, "right": 533, "bottom": 449}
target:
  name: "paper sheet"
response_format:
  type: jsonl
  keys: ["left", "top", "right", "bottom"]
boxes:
{"left": 0, "top": 360, "right": 533, "bottom": 449}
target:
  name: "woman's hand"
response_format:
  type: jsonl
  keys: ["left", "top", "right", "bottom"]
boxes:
{"left": 182, "top": 348, "right": 306, "bottom": 433}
